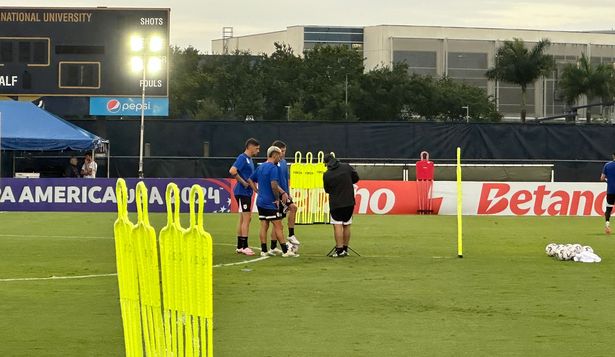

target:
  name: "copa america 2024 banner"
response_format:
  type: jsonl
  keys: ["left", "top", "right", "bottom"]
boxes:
{"left": 0, "top": 178, "right": 232, "bottom": 212}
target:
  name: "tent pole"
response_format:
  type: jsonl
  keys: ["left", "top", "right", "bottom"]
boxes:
{"left": 107, "top": 141, "right": 110, "bottom": 178}
{"left": 0, "top": 112, "right": 2, "bottom": 179}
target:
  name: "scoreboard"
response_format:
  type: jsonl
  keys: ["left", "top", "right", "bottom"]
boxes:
{"left": 0, "top": 7, "right": 169, "bottom": 97}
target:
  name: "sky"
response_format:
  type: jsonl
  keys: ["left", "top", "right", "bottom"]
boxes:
{"left": 8, "top": 0, "right": 615, "bottom": 53}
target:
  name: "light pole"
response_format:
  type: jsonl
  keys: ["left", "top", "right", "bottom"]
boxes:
{"left": 462, "top": 105, "right": 470, "bottom": 122}
{"left": 130, "top": 34, "right": 163, "bottom": 178}
{"left": 344, "top": 74, "right": 348, "bottom": 120}
{"left": 285, "top": 105, "right": 291, "bottom": 121}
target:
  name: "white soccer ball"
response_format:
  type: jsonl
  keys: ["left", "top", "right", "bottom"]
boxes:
{"left": 583, "top": 245, "right": 594, "bottom": 253}
{"left": 556, "top": 247, "right": 573, "bottom": 261}
{"left": 287, "top": 242, "right": 299, "bottom": 254}
{"left": 566, "top": 248, "right": 576, "bottom": 260}
{"left": 572, "top": 244, "right": 583, "bottom": 255}
{"left": 545, "top": 243, "right": 558, "bottom": 256}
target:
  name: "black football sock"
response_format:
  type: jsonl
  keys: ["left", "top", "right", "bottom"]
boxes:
{"left": 237, "top": 236, "right": 242, "bottom": 250}
{"left": 270, "top": 240, "right": 278, "bottom": 250}
{"left": 289, "top": 228, "right": 295, "bottom": 236}
{"left": 261, "top": 243, "right": 268, "bottom": 252}
{"left": 606, "top": 206, "right": 612, "bottom": 222}
{"left": 281, "top": 243, "right": 288, "bottom": 253}
{"left": 343, "top": 245, "right": 348, "bottom": 252}
{"left": 336, "top": 247, "right": 344, "bottom": 255}
{"left": 240, "top": 237, "right": 248, "bottom": 249}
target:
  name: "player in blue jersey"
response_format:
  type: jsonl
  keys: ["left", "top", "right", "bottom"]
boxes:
{"left": 600, "top": 152, "right": 615, "bottom": 234}
{"left": 229, "top": 138, "right": 260, "bottom": 255}
{"left": 267, "top": 140, "right": 301, "bottom": 255}
{"left": 251, "top": 146, "right": 298, "bottom": 258}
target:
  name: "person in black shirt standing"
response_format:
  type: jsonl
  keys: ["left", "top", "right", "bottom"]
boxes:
{"left": 323, "top": 153, "right": 359, "bottom": 257}
{"left": 63, "top": 156, "right": 81, "bottom": 178}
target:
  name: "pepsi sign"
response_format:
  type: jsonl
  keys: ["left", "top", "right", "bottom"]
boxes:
{"left": 89, "top": 97, "right": 169, "bottom": 116}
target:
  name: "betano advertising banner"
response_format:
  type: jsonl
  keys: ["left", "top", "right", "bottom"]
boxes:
{"left": 0, "top": 179, "right": 608, "bottom": 216}
{"left": 434, "top": 182, "right": 607, "bottom": 216}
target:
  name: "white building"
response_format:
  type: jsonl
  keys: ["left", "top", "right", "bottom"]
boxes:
{"left": 212, "top": 25, "right": 615, "bottom": 119}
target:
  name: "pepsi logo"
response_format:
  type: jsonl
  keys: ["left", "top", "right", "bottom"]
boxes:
{"left": 106, "top": 99, "right": 121, "bottom": 113}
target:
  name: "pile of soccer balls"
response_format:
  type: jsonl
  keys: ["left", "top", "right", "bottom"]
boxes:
{"left": 545, "top": 243, "right": 601, "bottom": 263}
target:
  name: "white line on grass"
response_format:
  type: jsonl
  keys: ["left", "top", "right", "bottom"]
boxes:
{"left": 0, "top": 233, "right": 111, "bottom": 240}
{"left": 213, "top": 255, "right": 269, "bottom": 268}
{"left": 0, "top": 273, "right": 118, "bottom": 282}
{"left": 0, "top": 241, "right": 269, "bottom": 282}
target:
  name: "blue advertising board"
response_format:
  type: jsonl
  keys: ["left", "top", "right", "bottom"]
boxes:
{"left": 89, "top": 97, "right": 169, "bottom": 116}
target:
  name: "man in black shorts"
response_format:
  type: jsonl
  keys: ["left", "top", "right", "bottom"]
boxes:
{"left": 323, "top": 153, "right": 359, "bottom": 257}
{"left": 251, "top": 146, "right": 298, "bottom": 258}
{"left": 229, "top": 138, "right": 260, "bottom": 255}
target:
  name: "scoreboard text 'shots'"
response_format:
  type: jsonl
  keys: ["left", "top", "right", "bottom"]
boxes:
{"left": 0, "top": 7, "right": 169, "bottom": 97}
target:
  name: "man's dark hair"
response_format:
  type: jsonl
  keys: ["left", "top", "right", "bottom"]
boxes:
{"left": 85, "top": 152, "right": 92, "bottom": 158}
{"left": 323, "top": 153, "right": 337, "bottom": 164}
{"left": 245, "top": 138, "right": 260, "bottom": 148}
{"left": 272, "top": 140, "right": 286, "bottom": 149}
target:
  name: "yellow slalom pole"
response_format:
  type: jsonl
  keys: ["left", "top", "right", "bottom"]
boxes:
{"left": 456, "top": 147, "right": 463, "bottom": 258}
{"left": 113, "top": 178, "right": 143, "bottom": 357}
{"left": 159, "top": 183, "right": 184, "bottom": 357}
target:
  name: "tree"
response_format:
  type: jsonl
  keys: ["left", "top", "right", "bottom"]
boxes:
{"left": 168, "top": 46, "right": 206, "bottom": 118}
{"left": 558, "top": 53, "right": 615, "bottom": 123}
{"left": 260, "top": 43, "right": 303, "bottom": 120}
{"left": 300, "top": 45, "right": 364, "bottom": 120}
{"left": 200, "top": 51, "right": 265, "bottom": 120}
{"left": 353, "top": 62, "right": 413, "bottom": 121}
{"left": 430, "top": 77, "right": 501, "bottom": 122}
{"left": 486, "top": 38, "right": 555, "bottom": 123}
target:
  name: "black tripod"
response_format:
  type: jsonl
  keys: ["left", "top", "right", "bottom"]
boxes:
{"left": 326, "top": 246, "right": 361, "bottom": 257}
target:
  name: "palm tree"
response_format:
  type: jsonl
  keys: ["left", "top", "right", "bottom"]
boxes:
{"left": 486, "top": 38, "right": 555, "bottom": 123}
{"left": 558, "top": 53, "right": 615, "bottom": 123}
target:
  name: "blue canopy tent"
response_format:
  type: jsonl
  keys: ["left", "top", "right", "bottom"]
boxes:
{"left": 0, "top": 101, "right": 108, "bottom": 177}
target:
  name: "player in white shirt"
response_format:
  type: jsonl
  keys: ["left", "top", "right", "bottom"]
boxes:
{"left": 81, "top": 152, "right": 97, "bottom": 178}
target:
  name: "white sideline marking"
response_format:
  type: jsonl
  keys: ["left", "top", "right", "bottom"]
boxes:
{"left": 0, "top": 236, "right": 269, "bottom": 282}
{"left": 0, "top": 273, "right": 117, "bottom": 282}
{"left": 0, "top": 233, "right": 111, "bottom": 240}
{"left": 213, "top": 255, "right": 269, "bottom": 268}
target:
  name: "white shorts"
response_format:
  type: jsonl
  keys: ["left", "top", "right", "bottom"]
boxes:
{"left": 330, "top": 215, "right": 352, "bottom": 225}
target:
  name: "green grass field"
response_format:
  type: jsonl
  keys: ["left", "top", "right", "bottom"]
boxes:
{"left": 0, "top": 212, "right": 614, "bottom": 356}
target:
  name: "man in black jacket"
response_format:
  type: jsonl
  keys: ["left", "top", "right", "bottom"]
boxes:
{"left": 63, "top": 156, "right": 81, "bottom": 178}
{"left": 323, "top": 153, "right": 359, "bottom": 257}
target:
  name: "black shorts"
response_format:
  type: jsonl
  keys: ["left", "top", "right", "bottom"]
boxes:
{"left": 607, "top": 194, "right": 615, "bottom": 206}
{"left": 330, "top": 205, "right": 354, "bottom": 224}
{"left": 258, "top": 206, "right": 282, "bottom": 221}
{"left": 236, "top": 195, "right": 252, "bottom": 213}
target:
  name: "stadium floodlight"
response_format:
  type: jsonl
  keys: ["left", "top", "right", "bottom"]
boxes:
{"left": 130, "top": 35, "right": 144, "bottom": 52}
{"left": 147, "top": 57, "right": 162, "bottom": 74}
{"left": 130, "top": 56, "right": 144, "bottom": 72}
{"left": 149, "top": 36, "right": 164, "bottom": 52}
